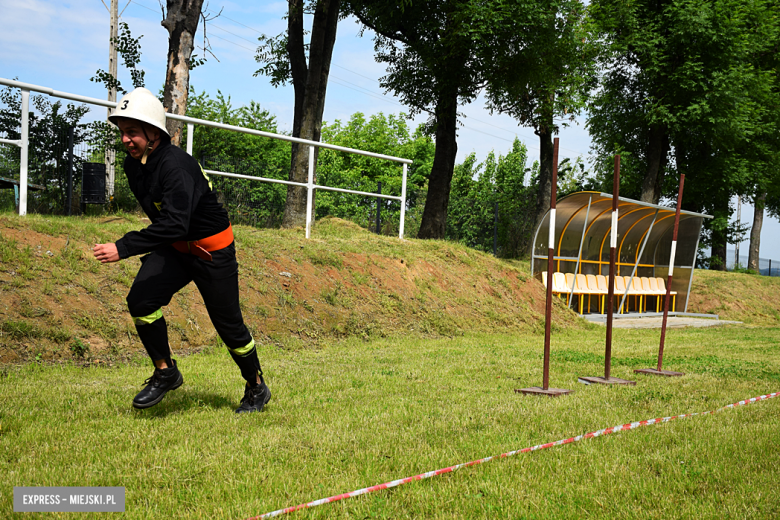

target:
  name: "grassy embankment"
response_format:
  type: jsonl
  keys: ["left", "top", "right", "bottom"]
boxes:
{"left": 1, "top": 213, "right": 780, "bottom": 518}
{"left": 0, "top": 212, "right": 584, "bottom": 365}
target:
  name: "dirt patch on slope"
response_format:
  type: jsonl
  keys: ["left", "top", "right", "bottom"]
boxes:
{"left": 0, "top": 215, "right": 581, "bottom": 365}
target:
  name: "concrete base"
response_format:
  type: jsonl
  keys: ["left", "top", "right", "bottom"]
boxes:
{"left": 634, "top": 368, "right": 684, "bottom": 377}
{"left": 515, "top": 386, "right": 572, "bottom": 397}
{"left": 578, "top": 376, "right": 636, "bottom": 386}
{"left": 583, "top": 314, "right": 741, "bottom": 329}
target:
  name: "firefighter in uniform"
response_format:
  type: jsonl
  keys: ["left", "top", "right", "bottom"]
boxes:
{"left": 92, "top": 87, "right": 270, "bottom": 413}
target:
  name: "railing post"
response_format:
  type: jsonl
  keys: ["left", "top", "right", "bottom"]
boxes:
{"left": 305, "top": 145, "right": 315, "bottom": 239}
{"left": 186, "top": 123, "right": 194, "bottom": 156}
{"left": 19, "top": 88, "right": 30, "bottom": 216}
{"left": 399, "top": 163, "right": 407, "bottom": 239}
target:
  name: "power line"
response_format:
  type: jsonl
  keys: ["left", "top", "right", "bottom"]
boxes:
{"left": 129, "top": 1, "right": 256, "bottom": 52}
{"left": 329, "top": 76, "right": 531, "bottom": 147}
{"left": 208, "top": 23, "right": 258, "bottom": 47}
{"left": 127, "top": 0, "right": 587, "bottom": 157}
{"left": 203, "top": 8, "right": 266, "bottom": 35}
{"left": 208, "top": 33, "right": 255, "bottom": 53}
{"left": 332, "top": 65, "right": 584, "bottom": 155}
{"left": 127, "top": 0, "right": 156, "bottom": 14}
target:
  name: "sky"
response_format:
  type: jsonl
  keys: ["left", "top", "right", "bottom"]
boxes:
{"left": 0, "top": 0, "right": 777, "bottom": 260}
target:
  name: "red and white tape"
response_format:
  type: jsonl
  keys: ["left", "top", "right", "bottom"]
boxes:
{"left": 247, "top": 392, "right": 779, "bottom": 519}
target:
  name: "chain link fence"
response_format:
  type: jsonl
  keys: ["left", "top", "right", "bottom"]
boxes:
{"left": 726, "top": 250, "right": 779, "bottom": 276}
{"left": 0, "top": 124, "right": 116, "bottom": 215}
{"left": 0, "top": 142, "right": 19, "bottom": 210}
{"left": 446, "top": 192, "right": 536, "bottom": 258}
{"left": 200, "top": 154, "right": 287, "bottom": 229}
{"left": 3, "top": 125, "right": 537, "bottom": 257}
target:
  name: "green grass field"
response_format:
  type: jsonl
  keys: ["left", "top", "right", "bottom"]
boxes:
{"left": 2, "top": 325, "right": 779, "bottom": 519}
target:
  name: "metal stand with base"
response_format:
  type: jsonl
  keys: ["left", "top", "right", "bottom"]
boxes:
{"left": 635, "top": 175, "right": 687, "bottom": 378}
{"left": 516, "top": 138, "right": 572, "bottom": 398}
{"left": 579, "top": 155, "right": 635, "bottom": 387}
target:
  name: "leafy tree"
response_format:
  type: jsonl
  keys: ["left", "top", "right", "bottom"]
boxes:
{"left": 588, "top": 0, "right": 780, "bottom": 270}
{"left": 91, "top": 8, "right": 210, "bottom": 148}
{"left": 315, "top": 111, "right": 434, "bottom": 234}
{"left": 347, "top": 0, "right": 572, "bottom": 239}
{"left": 556, "top": 157, "right": 592, "bottom": 198}
{"left": 483, "top": 0, "right": 594, "bottom": 251}
{"left": 446, "top": 138, "right": 535, "bottom": 257}
{"left": 746, "top": 8, "right": 780, "bottom": 271}
{"left": 91, "top": 22, "right": 146, "bottom": 95}
{"left": 183, "top": 89, "right": 292, "bottom": 227}
{"left": 255, "top": 0, "right": 342, "bottom": 228}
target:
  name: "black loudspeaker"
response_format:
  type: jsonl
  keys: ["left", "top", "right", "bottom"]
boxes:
{"left": 81, "top": 163, "right": 106, "bottom": 204}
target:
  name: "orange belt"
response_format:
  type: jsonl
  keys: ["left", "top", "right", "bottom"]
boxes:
{"left": 172, "top": 224, "right": 234, "bottom": 261}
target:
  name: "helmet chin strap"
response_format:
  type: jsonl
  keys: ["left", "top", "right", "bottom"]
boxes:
{"left": 141, "top": 143, "right": 154, "bottom": 165}
{"left": 140, "top": 124, "right": 155, "bottom": 165}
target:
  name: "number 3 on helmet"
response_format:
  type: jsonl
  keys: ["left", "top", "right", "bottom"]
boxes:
{"left": 109, "top": 87, "right": 169, "bottom": 137}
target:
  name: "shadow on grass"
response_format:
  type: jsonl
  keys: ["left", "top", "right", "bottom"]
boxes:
{"left": 551, "top": 349, "right": 780, "bottom": 383}
{"left": 130, "top": 388, "right": 239, "bottom": 417}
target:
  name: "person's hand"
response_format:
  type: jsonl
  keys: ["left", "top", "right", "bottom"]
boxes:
{"left": 93, "top": 243, "right": 120, "bottom": 263}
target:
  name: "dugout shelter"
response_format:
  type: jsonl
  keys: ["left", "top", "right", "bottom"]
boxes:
{"left": 531, "top": 191, "right": 712, "bottom": 314}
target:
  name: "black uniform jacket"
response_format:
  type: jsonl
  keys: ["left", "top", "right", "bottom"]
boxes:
{"left": 115, "top": 140, "right": 230, "bottom": 259}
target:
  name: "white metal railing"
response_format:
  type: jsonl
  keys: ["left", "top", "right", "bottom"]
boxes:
{"left": 0, "top": 77, "right": 413, "bottom": 239}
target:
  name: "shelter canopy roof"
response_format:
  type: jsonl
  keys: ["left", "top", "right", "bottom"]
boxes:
{"left": 531, "top": 191, "right": 712, "bottom": 313}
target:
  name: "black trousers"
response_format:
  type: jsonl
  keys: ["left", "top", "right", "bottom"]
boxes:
{"left": 126, "top": 243, "right": 260, "bottom": 382}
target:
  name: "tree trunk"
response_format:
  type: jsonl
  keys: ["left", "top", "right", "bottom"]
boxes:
{"left": 748, "top": 191, "right": 766, "bottom": 271}
{"left": 710, "top": 198, "right": 729, "bottom": 271}
{"left": 417, "top": 88, "right": 459, "bottom": 239}
{"left": 529, "top": 122, "right": 555, "bottom": 253}
{"left": 640, "top": 124, "right": 669, "bottom": 204}
{"left": 282, "top": 0, "right": 340, "bottom": 228}
{"left": 161, "top": 0, "right": 204, "bottom": 148}
{"left": 710, "top": 232, "right": 728, "bottom": 271}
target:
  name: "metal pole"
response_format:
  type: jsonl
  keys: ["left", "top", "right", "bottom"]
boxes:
{"left": 105, "top": 0, "right": 118, "bottom": 198}
{"left": 734, "top": 196, "right": 741, "bottom": 269}
{"left": 619, "top": 209, "right": 659, "bottom": 314}
{"left": 516, "top": 138, "right": 571, "bottom": 396}
{"left": 305, "top": 145, "right": 315, "bottom": 239}
{"left": 635, "top": 175, "right": 686, "bottom": 377}
{"left": 567, "top": 195, "right": 592, "bottom": 309}
{"left": 0, "top": 77, "right": 413, "bottom": 165}
{"left": 19, "top": 88, "right": 30, "bottom": 216}
{"left": 376, "top": 181, "right": 382, "bottom": 234}
{"left": 657, "top": 175, "right": 685, "bottom": 371}
{"left": 108, "top": 0, "right": 118, "bottom": 115}
{"left": 186, "top": 123, "right": 194, "bottom": 156}
{"left": 67, "top": 126, "right": 74, "bottom": 216}
{"left": 770, "top": 259, "right": 772, "bottom": 277}
{"left": 399, "top": 163, "right": 407, "bottom": 239}
{"left": 578, "top": 155, "right": 634, "bottom": 385}
{"left": 493, "top": 201, "right": 498, "bottom": 257}
{"left": 542, "top": 140, "right": 560, "bottom": 390}
{"left": 604, "top": 156, "right": 620, "bottom": 379}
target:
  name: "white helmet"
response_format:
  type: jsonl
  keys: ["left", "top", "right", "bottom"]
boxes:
{"left": 109, "top": 87, "right": 169, "bottom": 136}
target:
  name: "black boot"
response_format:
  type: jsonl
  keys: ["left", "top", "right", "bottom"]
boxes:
{"left": 235, "top": 381, "right": 271, "bottom": 414}
{"left": 133, "top": 359, "right": 184, "bottom": 409}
